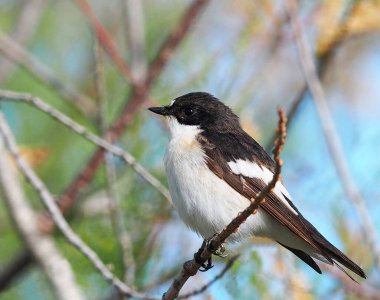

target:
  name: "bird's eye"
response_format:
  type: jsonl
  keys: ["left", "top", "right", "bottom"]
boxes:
{"left": 184, "top": 107, "right": 194, "bottom": 116}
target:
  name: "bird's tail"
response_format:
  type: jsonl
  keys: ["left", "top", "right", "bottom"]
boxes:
{"left": 312, "top": 229, "right": 367, "bottom": 279}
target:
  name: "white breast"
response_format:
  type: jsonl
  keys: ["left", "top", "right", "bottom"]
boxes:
{"left": 163, "top": 117, "right": 320, "bottom": 259}
{"left": 164, "top": 118, "right": 273, "bottom": 241}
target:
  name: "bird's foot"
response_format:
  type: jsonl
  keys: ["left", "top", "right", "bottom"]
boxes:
{"left": 194, "top": 239, "right": 214, "bottom": 272}
{"left": 194, "top": 235, "right": 229, "bottom": 272}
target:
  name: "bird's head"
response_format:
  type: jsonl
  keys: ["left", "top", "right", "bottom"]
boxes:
{"left": 148, "top": 92, "right": 240, "bottom": 132}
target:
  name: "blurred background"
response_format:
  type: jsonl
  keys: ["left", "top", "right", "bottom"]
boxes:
{"left": 0, "top": 0, "right": 379, "bottom": 299}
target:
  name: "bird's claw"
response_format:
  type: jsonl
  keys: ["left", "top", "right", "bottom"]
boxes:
{"left": 199, "top": 257, "right": 214, "bottom": 272}
{"left": 194, "top": 236, "right": 229, "bottom": 272}
{"left": 194, "top": 240, "right": 214, "bottom": 272}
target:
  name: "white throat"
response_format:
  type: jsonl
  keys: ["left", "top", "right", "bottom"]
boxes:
{"left": 167, "top": 117, "right": 201, "bottom": 140}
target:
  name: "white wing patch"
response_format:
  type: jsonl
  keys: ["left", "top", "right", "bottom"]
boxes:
{"left": 227, "top": 159, "right": 298, "bottom": 215}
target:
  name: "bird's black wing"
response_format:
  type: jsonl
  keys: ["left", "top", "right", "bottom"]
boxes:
{"left": 197, "top": 132, "right": 366, "bottom": 279}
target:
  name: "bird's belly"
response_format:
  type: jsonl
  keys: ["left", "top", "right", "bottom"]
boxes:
{"left": 164, "top": 146, "right": 271, "bottom": 241}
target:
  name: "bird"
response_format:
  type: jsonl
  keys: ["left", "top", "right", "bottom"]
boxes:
{"left": 148, "top": 92, "right": 366, "bottom": 279}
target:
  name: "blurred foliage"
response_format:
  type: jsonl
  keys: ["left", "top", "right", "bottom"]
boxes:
{"left": 0, "top": 0, "right": 379, "bottom": 299}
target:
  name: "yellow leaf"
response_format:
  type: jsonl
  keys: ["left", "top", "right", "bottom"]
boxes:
{"left": 20, "top": 147, "right": 50, "bottom": 167}
{"left": 316, "top": 0, "right": 346, "bottom": 55}
{"left": 345, "top": 0, "right": 380, "bottom": 35}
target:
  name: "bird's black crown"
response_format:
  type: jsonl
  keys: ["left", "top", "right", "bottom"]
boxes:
{"left": 149, "top": 92, "right": 240, "bottom": 131}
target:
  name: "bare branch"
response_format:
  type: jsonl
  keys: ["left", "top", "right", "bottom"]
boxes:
{"left": 285, "top": 0, "right": 380, "bottom": 268}
{"left": 0, "top": 32, "right": 95, "bottom": 114}
{"left": 0, "top": 89, "right": 170, "bottom": 201}
{"left": 0, "top": 114, "right": 85, "bottom": 300}
{"left": 0, "top": 112, "right": 160, "bottom": 300}
{"left": 162, "top": 109, "right": 288, "bottom": 300}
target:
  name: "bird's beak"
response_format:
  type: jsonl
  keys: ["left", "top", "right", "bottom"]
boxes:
{"left": 148, "top": 106, "right": 169, "bottom": 116}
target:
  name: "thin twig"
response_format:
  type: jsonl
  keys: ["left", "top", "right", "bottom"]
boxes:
{"left": 0, "top": 89, "right": 170, "bottom": 201}
{"left": 75, "top": 0, "right": 136, "bottom": 85}
{"left": 0, "top": 113, "right": 86, "bottom": 300}
{"left": 162, "top": 109, "right": 288, "bottom": 300}
{"left": 177, "top": 255, "right": 239, "bottom": 299}
{"left": 285, "top": 0, "right": 380, "bottom": 268}
{"left": 0, "top": 31, "right": 95, "bottom": 114}
{"left": 0, "top": 112, "right": 160, "bottom": 300}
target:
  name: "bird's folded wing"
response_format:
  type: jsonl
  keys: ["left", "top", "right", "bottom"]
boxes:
{"left": 199, "top": 137, "right": 332, "bottom": 262}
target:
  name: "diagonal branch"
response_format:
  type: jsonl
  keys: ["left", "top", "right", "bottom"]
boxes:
{"left": 162, "top": 109, "right": 287, "bottom": 300}
{"left": 0, "top": 112, "right": 160, "bottom": 300}
{"left": 0, "top": 89, "right": 170, "bottom": 201}
{"left": 0, "top": 114, "right": 85, "bottom": 300}
{"left": 285, "top": 0, "right": 380, "bottom": 268}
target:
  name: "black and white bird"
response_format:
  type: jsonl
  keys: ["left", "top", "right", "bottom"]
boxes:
{"left": 149, "top": 92, "right": 366, "bottom": 279}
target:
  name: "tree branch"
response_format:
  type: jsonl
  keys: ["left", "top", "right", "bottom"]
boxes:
{"left": 0, "top": 113, "right": 85, "bottom": 300}
{"left": 162, "top": 109, "right": 288, "bottom": 300}
{"left": 0, "top": 112, "right": 160, "bottom": 300}
{"left": 0, "top": 89, "right": 170, "bottom": 201}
